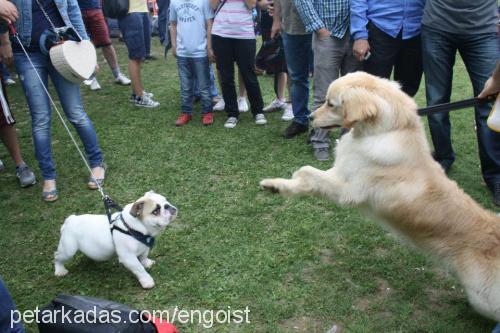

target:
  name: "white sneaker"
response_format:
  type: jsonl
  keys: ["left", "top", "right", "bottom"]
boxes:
{"left": 129, "top": 91, "right": 154, "bottom": 103}
{"left": 83, "top": 79, "right": 93, "bottom": 86}
{"left": 224, "top": 117, "right": 238, "bottom": 129}
{"left": 89, "top": 78, "right": 102, "bottom": 91}
{"left": 213, "top": 98, "right": 225, "bottom": 111}
{"left": 238, "top": 97, "right": 249, "bottom": 112}
{"left": 3, "top": 78, "right": 15, "bottom": 85}
{"left": 263, "top": 98, "right": 286, "bottom": 112}
{"left": 281, "top": 103, "right": 294, "bottom": 121}
{"left": 115, "top": 73, "right": 131, "bottom": 85}
{"left": 135, "top": 94, "right": 160, "bottom": 108}
{"left": 255, "top": 113, "right": 267, "bottom": 125}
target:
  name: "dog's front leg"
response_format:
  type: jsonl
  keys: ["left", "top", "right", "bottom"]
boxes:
{"left": 139, "top": 252, "right": 156, "bottom": 269}
{"left": 260, "top": 166, "right": 344, "bottom": 201}
{"left": 117, "top": 252, "right": 155, "bottom": 289}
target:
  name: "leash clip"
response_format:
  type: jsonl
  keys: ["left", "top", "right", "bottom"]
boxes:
{"left": 103, "top": 195, "right": 123, "bottom": 224}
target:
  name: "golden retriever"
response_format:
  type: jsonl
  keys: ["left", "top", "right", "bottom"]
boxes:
{"left": 260, "top": 72, "right": 500, "bottom": 323}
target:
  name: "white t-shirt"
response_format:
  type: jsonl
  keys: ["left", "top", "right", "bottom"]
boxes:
{"left": 169, "top": 0, "right": 215, "bottom": 57}
{"left": 212, "top": 0, "right": 255, "bottom": 39}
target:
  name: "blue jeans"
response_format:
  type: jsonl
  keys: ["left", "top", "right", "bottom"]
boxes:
{"left": 422, "top": 25, "right": 500, "bottom": 188}
{"left": 14, "top": 51, "right": 103, "bottom": 180}
{"left": 157, "top": 0, "right": 170, "bottom": 46}
{"left": 281, "top": 32, "right": 312, "bottom": 126}
{"left": 177, "top": 56, "right": 212, "bottom": 114}
{"left": 0, "top": 277, "right": 25, "bottom": 333}
{"left": 193, "top": 64, "right": 218, "bottom": 98}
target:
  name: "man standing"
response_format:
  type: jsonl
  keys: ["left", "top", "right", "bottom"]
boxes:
{"left": 294, "top": 0, "right": 361, "bottom": 161}
{"left": 421, "top": 0, "right": 500, "bottom": 206}
{"left": 78, "top": 0, "right": 131, "bottom": 90}
{"left": 271, "top": 1, "right": 312, "bottom": 141}
{"left": 350, "top": 0, "right": 425, "bottom": 97}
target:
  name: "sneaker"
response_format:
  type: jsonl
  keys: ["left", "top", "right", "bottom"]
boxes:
{"left": 202, "top": 112, "right": 214, "bottom": 126}
{"left": 135, "top": 94, "right": 160, "bottom": 108}
{"left": 83, "top": 78, "right": 93, "bottom": 86}
{"left": 3, "top": 78, "right": 15, "bottom": 85}
{"left": 213, "top": 98, "right": 225, "bottom": 111}
{"left": 16, "top": 164, "right": 36, "bottom": 187}
{"left": 175, "top": 113, "right": 192, "bottom": 126}
{"left": 115, "top": 73, "right": 131, "bottom": 85}
{"left": 224, "top": 117, "right": 238, "bottom": 129}
{"left": 493, "top": 183, "right": 500, "bottom": 207}
{"left": 255, "top": 113, "right": 267, "bottom": 125}
{"left": 0, "top": 159, "right": 4, "bottom": 172}
{"left": 314, "top": 147, "right": 330, "bottom": 161}
{"left": 212, "top": 96, "right": 221, "bottom": 105}
{"left": 238, "top": 97, "right": 249, "bottom": 112}
{"left": 283, "top": 121, "right": 308, "bottom": 139}
{"left": 129, "top": 91, "right": 154, "bottom": 103}
{"left": 89, "top": 78, "right": 101, "bottom": 91}
{"left": 263, "top": 98, "right": 286, "bottom": 112}
{"left": 281, "top": 103, "right": 294, "bottom": 121}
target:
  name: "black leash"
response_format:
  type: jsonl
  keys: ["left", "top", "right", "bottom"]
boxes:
{"left": 417, "top": 93, "right": 498, "bottom": 116}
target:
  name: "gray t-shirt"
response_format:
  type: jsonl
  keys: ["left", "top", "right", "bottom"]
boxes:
{"left": 169, "top": 0, "right": 214, "bottom": 58}
{"left": 422, "top": 0, "right": 497, "bottom": 35}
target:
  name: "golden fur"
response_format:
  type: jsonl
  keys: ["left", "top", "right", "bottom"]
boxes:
{"left": 260, "top": 72, "right": 500, "bottom": 321}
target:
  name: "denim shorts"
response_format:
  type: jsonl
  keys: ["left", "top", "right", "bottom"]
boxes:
{"left": 118, "top": 12, "right": 151, "bottom": 60}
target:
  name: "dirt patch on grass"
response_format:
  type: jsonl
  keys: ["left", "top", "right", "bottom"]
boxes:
{"left": 279, "top": 316, "right": 331, "bottom": 332}
{"left": 352, "top": 278, "right": 393, "bottom": 311}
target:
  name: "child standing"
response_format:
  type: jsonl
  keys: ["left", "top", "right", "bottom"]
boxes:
{"left": 170, "top": 0, "right": 215, "bottom": 126}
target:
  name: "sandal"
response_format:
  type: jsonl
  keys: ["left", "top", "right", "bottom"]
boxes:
{"left": 42, "top": 189, "right": 58, "bottom": 202}
{"left": 88, "top": 163, "right": 106, "bottom": 190}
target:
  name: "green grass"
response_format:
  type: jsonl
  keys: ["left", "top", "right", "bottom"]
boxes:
{"left": 0, "top": 38, "right": 498, "bottom": 333}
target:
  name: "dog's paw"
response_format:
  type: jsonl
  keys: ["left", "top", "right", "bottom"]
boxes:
{"left": 54, "top": 266, "right": 69, "bottom": 277}
{"left": 260, "top": 179, "right": 281, "bottom": 193}
{"left": 139, "top": 276, "right": 155, "bottom": 289}
{"left": 141, "top": 258, "right": 156, "bottom": 269}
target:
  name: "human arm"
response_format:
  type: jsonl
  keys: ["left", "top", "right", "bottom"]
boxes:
{"left": 350, "top": 0, "right": 370, "bottom": 61}
{"left": 245, "top": 0, "right": 257, "bottom": 9}
{"left": 0, "top": 31, "right": 12, "bottom": 65}
{"left": 66, "top": 0, "right": 89, "bottom": 40}
{"left": 209, "top": 0, "right": 219, "bottom": 10}
{"left": 270, "top": 0, "right": 280, "bottom": 38}
{"left": 169, "top": 22, "right": 177, "bottom": 57}
{"left": 478, "top": 62, "right": 500, "bottom": 98}
{"left": 293, "top": 0, "right": 329, "bottom": 38}
{"left": 257, "top": 0, "right": 272, "bottom": 11}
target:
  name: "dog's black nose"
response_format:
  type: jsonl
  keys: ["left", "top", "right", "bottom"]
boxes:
{"left": 165, "top": 204, "right": 177, "bottom": 215}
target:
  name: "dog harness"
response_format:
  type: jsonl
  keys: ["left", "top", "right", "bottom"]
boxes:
{"left": 111, "top": 214, "right": 155, "bottom": 249}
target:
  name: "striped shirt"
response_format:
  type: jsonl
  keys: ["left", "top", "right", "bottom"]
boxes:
{"left": 212, "top": 0, "right": 255, "bottom": 39}
{"left": 294, "top": 0, "right": 350, "bottom": 39}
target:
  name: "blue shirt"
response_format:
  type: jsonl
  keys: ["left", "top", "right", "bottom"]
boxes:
{"left": 294, "top": 0, "right": 350, "bottom": 39}
{"left": 350, "top": 0, "right": 425, "bottom": 40}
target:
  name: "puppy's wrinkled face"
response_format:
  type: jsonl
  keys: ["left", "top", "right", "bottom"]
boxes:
{"left": 130, "top": 191, "right": 177, "bottom": 230}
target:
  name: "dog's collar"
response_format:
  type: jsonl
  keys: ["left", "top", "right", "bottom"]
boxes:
{"left": 111, "top": 214, "right": 155, "bottom": 249}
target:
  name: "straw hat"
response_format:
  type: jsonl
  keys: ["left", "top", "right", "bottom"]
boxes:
{"left": 49, "top": 40, "right": 97, "bottom": 83}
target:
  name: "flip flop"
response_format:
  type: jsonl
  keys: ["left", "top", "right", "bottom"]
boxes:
{"left": 42, "top": 189, "right": 58, "bottom": 202}
{"left": 88, "top": 163, "right": 106, "bottom": 190}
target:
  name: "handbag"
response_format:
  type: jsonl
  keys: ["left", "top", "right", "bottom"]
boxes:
{"left": 37, "top": 294, "right": 178, "bottom": 333}
{"left": 102, "top": 0, "right": 130, "bottom": 19}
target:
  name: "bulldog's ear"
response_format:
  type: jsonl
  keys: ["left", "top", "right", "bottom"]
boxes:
{"left": 341, "top": 88, "right": 380, "bottom": 128}
{"left": 130, "top": 200, "right": 145, "bottom": 218}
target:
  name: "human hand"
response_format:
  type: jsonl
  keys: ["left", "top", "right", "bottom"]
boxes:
{"left": 316, "top": 28, "right": 330, "bottom": 39}
{"left": 0, "top": 0, "right": 18, "bottom": 24}
{"left": 478, "top": 76, "right": 500, "bottom": 99}
{"left": 268, "top": 3, "right": 274, "bottom": 16}
{"left": 258, "top": 0, "right": 273, "bottom": 11}
{"left": 0, "top": 39, "right": 12, "bottom": 66}
{"left": 353, "top": 39, "right": 370, "bottom": 61}
{"left": 208, "top": 48, "right": 215, "bottom": 63}
{"left": 171, "top": 44, "right": 177, "bottom": 58}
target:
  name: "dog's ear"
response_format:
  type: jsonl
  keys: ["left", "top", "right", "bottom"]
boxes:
{"left": 130, "top": 200, "right": 145, "bottom": 218}
{"left": 340, "top": 88, "right": 380, "bottom": 128}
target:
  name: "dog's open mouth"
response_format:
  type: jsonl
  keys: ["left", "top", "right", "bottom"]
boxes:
{"left": 320, "top": 124, "right": 341, "bottom": 130}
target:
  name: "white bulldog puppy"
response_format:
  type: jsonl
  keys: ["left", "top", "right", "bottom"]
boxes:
{"left": 54, "top": 191, "right": 177, "bottom": 289}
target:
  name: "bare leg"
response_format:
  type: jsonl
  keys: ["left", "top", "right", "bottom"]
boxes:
{"left": 276, "top": 72, "right": 287, "bottom": 100}
{"left": 128, "top": 59, "right": 144, "bottom": 96}
{"left": 0, "top": 124, "right": 24, "bottom": 166}
{"left": 101, "top": 45, "right": 119, "bottom": 73}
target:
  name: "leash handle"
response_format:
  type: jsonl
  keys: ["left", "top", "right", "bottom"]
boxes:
{"left": 417, "top": 93, "right": 498, "bottom": 116}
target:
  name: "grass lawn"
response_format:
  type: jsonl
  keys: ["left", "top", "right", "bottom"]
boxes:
{"left": 0, "top": 38, "right": 499, "bottom": 333}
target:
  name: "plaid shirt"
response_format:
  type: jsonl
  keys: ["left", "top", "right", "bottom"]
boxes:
{"left": 294, "top": 0, "right": 350, "bottom": 38}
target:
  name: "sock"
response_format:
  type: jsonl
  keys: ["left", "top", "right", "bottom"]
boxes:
{"left": 111, "top": 67, "right": 121, "bottom": 79}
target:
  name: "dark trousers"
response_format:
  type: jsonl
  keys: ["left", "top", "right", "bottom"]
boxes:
{"left": 422, "top": 25, "right": 500, "bottom": 189}
{"left": 364, "top": 21, "right": 423, "bottom": 97}
{"left": 0, "top": 277, "right": 25, "bottom": 333}
{"left": 212, "top": 35, "right": 264, "bottom": 117}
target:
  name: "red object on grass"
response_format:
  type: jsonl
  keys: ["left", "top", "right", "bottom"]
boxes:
{"left": 147, "top": 315, "right": 178, "bottom": 333}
